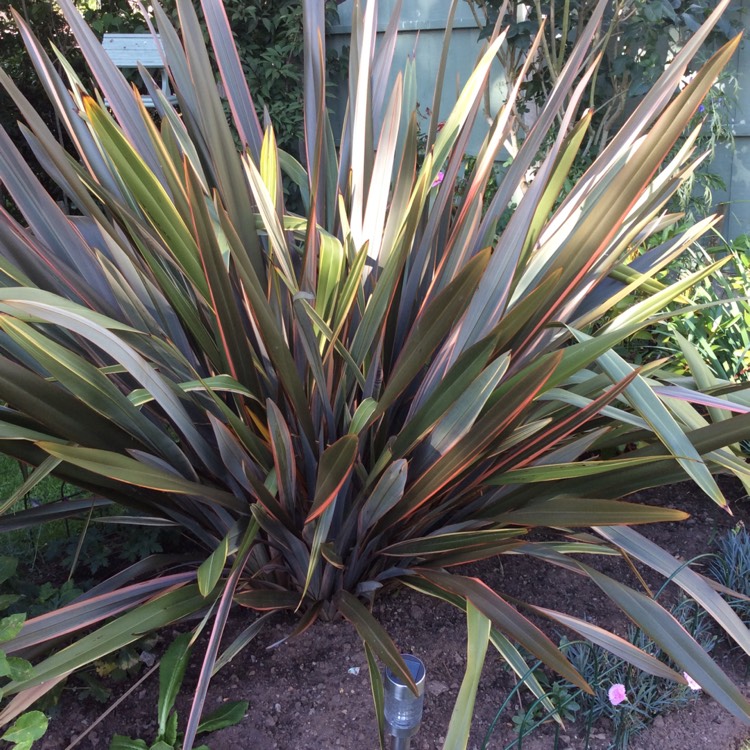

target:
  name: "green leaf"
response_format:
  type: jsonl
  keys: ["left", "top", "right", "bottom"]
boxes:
{"left": 0, "top": 557, "right": 18, "bottom": 586}
{"left": 197, "top": 534, "right": 229, "bottom": 598}
{"left": 82, "top": 97, "right": 209, "bottom": 299}
{"left": 391, "top": 340, "right": 499, "bottom": 457}
{"left": 109, "top": 736, "right": 149, "bottom": 750}
{"left": 0, "top": 595, "right": 20, "bottom": 611}
{"left": 162, "top": 709, "right": 178, "bottom": 747}
{"left": 425, "top": 354, "right": 510, "bottom": 458}
{"left": 305, "top": 436, "right": 359, "bottom": 523}
{"left": 381, "top": 529, "right": 525, "bottom": 558}
{"left": 493, "top": 497, "right": 689, "bottom": 527}
{"left": 37, "top": 443, "right": 241, "bottom": 511}
{"left": 415, "top": 569, "right": 590, "bottom": 694}
{"left": 1, "top": 712, "right": 48, "bottom": 746}
{"left": 527, "top": 605, "right": 683, "bottom": 681}
{"left": 0, "top": 655, "right": 33, "bottom": 682}
{"left": 196, "top": 700, "right": 248, "bottom": 734}
{"left": 488, "top": 456, "right": 668, "bottom": 483}
{"left": 158, "top": 633, "right": 192, "bottom": 738}
{"left": 382, "top": 351, "right": 564, "bottom": 528}
{"left": 0, "top": 614, "right": 25, "bottom": 642}
{"left": 233, "top": 590, "right": 300, "bottom": 611}
{"left": 441, "top": 602, "right": 490, "bottom": 750}
{"left": 266, "top": 400, "right": 297, "bottom": 516}
{"left": 364, "top": 642, "right": 385, "bottom": 750}
{"left": 0, "top": 457, "right": 62, "bottom": 517}
{"left": 376, "top": 248, "right": 491, "bottom": 415}
{"left": 574, "top": 330, "right": 726, "bottom": 506}
{"left": 212, "top": 614, "right": 272, "bottom": 675}
{"left": 337, "top": 591, "right": 417, "bottom": 694}
{"left": 349, "top": 398, "right": 378, "bottom": 436}
{"left": 358, "top": 460, "right": 408, "bottom": 534}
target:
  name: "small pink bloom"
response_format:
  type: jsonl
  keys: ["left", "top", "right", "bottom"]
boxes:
{"left": 683, "top": 672, "right": 701, "bottom": 691}
{"left": 608, "top": 683, "right": 627, "bottom": 706}
{"left": 431, "top": 171, "right": 445, "bottom": 188}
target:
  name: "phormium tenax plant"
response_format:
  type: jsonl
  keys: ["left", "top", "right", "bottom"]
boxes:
{"left": 0, "top": 0, "right": 749, "bottom": 747}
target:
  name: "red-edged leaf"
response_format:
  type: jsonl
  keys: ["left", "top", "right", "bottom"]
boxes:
{"left": 414, "top": 569, "right": 590, "bottom": 693}
{"left": 305, "top": 435, "right": 359, "bottom": 523}
{"left": 336, "top": 590, "right": 417, "bottom": 694}
{"left": 233, "top": 590, "right": 300, "bottom": 611}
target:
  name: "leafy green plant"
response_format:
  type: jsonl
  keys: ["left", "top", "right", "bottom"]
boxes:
{"left": 652, "top": 234, "right": 750, "bottom": 382}
{"left": 0, "top": 558, "right": 47, "bottom": 750}
{"left": 709, "top": 525, "right": 750, "bottom": 626}
{"left": 464, "top": 0, "right": 738, "bottom": 161}
{"left": 511, "top": 675, "right": 581, "bottom": 733}
{"left": 484, "top": 595, "right": 715, "bottom": 750}
{"left": 110, "top": 633, "right": 247, "bottom": 750}
{"left": 1, "top": 1, "right": 750, "bottom": 748}
{"left": 0, "top": 711, "right": 48, "bottom": 750}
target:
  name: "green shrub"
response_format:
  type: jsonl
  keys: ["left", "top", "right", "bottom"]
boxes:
{"left": 109, "top": 633, "right": 247, "bottom": 750}
{"left": 655, "top": 233, "right": 750, "bottom": 382}
{"left": 0, "top": 1, "right": 749, "bottom": 747}
{"left": 710, "top": 525, "right": 750, "bottom": 626}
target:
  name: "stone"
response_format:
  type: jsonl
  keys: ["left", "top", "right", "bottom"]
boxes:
{"left": 427, "top": 680, "right": 449, "bottom": 696}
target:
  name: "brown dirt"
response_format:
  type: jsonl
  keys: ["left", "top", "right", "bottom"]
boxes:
{"left": 30, "top": 480, "right": 750, "bottom": 750}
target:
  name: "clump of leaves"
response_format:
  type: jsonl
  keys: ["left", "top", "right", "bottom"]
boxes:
{"left": 487, "top": 596, "right": 715, "bottom": 750}
{"left": 564, "top": 597, "right": 715, "bottom": 750}
{"left": 511, "top": 675, "right": 581, "bottom": 734}
{"left": 709, "top": 524, "right": 750, "bottom": 625}
{"left": 110, "top": 633, "right": 247, "bottom": 750}
{"left": 652, "top": 234, "right": 750, "bottom": 382}
{"left": 0, "top": 0, "right": 749, "bottom": 748}
{"left": 0, "top": 558, "right": 47, "bottom": 750}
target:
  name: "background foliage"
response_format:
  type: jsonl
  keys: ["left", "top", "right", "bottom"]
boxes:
{"left": 464, "top": 0, "right": 739, "bottom": 215}
{"left": 0, "top": 0, "right": 342, "bottom": 190}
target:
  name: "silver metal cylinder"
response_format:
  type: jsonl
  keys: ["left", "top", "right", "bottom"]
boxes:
{"left": 384, "top": 654, "right": 426, "bottom": 746}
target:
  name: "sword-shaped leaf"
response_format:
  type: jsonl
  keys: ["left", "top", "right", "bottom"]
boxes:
{"left": 494, "top": 497, "right": 688, "bottom": 527}
{"left": 442, "top": 602, "right": 491, "bottom": 750}
{"left": 337, "top": 590, "right": 417, "bottom": 694}
{"left": 416, "top": 569, "right": 590, "bottom": 693}
{"left": 306, "top": 436, "right": 359, "bottom": 523}
{"left": 197, "top": 533, "right": 229, "bottom": 597}
{"left": 37, "top": 443, "right": 240, "bottom": 510}
{"left": 595, "top": 526, "right": 750, "bottom": 657}
{"left": 578, "top": 561, "right": 750, "bottom": 722}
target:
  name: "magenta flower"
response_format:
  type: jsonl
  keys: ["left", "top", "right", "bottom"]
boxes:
{"left": 608, "top": 683, "right": 628, "bottom": 706}
{"left": 683, "top": 672, "right": 701, "bottom": 691}
{"left": 431, "top": 171, "right": 445, "bottom": 188}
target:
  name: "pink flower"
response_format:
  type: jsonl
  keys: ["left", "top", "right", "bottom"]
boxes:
{"left": 683, "top": 672, "right": 701, "bottom": 691}
{"left": 608, "top": 683, "right": 628, "bottom": 706}
{"left": 431, "top": 171, "right": 445, "bottom": 188}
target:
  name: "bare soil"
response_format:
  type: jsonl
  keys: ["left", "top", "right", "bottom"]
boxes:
{"left": 31, "top": 480, "right": 750, "bottom": 750}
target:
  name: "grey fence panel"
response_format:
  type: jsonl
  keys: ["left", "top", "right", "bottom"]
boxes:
{"left": 328, "top": 0, "right": 504, "bottom": 154}
{"left": 722, "top": 0, "right": 750, "bottom": 240}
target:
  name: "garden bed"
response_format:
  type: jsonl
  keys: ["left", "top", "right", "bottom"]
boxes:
{"left": 33, "top": 479, "right": 750, "bottom": 750}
